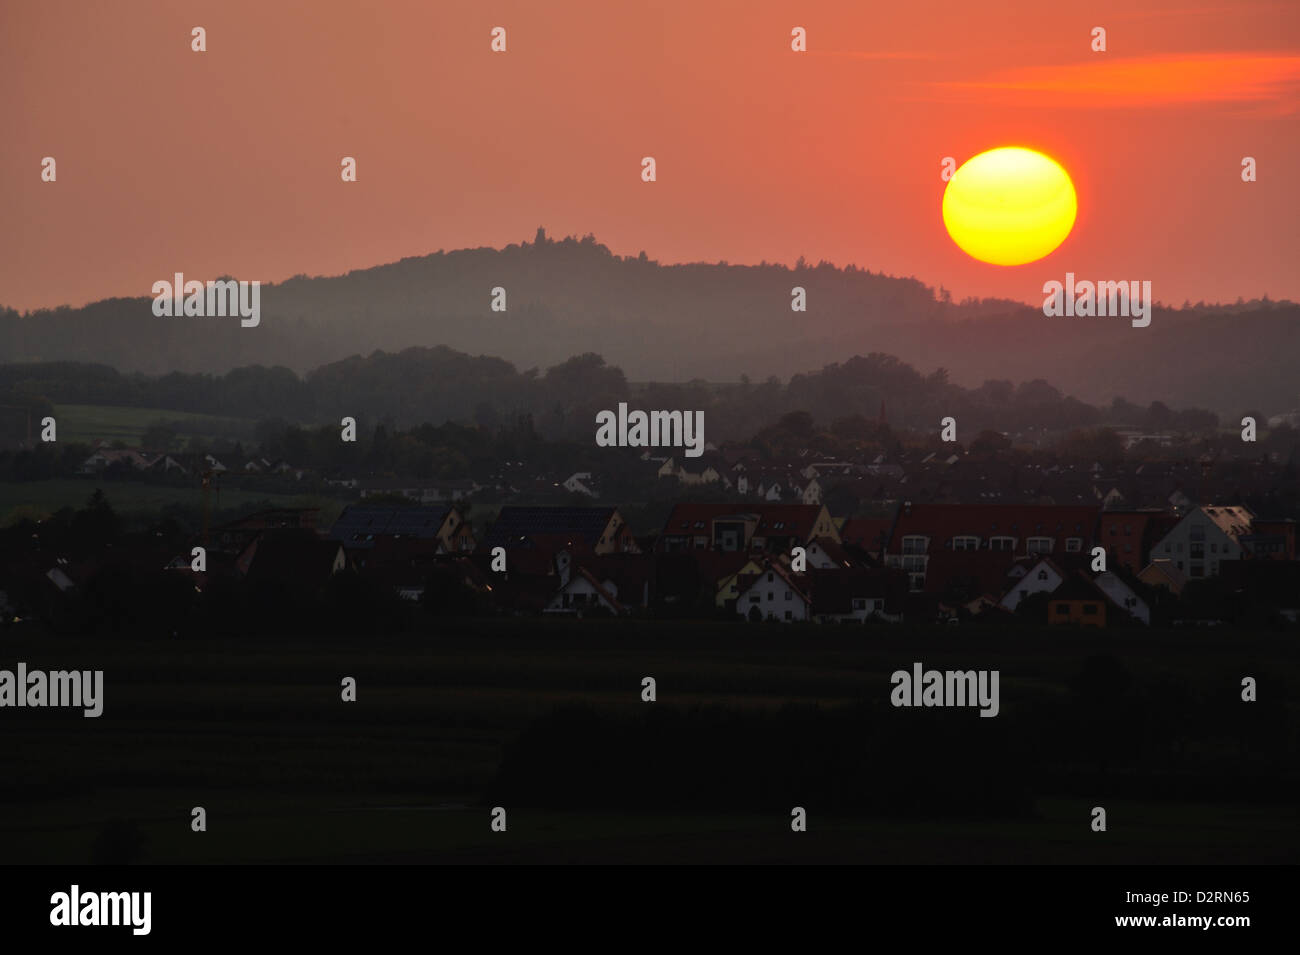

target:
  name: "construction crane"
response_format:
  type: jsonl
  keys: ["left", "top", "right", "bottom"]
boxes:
{"left": 200, "top": 467, "right": 221, "bottom": 550}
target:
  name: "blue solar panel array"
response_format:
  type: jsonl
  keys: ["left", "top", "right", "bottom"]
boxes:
{"left": 329, "top": 505, "right": 452, "bottom": 549}
{"left": 482, "top": 506, "right": 616, "bottom": 550}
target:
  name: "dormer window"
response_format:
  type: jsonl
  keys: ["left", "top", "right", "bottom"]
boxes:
{"left": 901, "top": 535, "right": 928, "bottom": 555}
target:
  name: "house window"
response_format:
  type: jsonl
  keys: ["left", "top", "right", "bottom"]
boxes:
{"left": 901, "top": 555, "right": 926, "bottom": 573}
{"left": 908, "top": 574, "right": 924, "bottom": 591}
{"left": 989, "top": 536, "right": 1016, "bottom": 551}
{"left": 749, "top": 594, "right": 760, "bottom": 603}
{"left": 902, "top": 535, "right": 928, "bottom": 555}
{"left": 1026, "top": 537, "right": 1053, "bottom": 554}
{"left": 784, "top": 610, "right": 793, "bottom": 620}
{"left": 1037, "top": 570, "right": 1049, "bottom": 581}
{"left": 1211, "top": 543, "right": 1217, "bottom": 554}
{"left": 767, "top": 573, "right": 774, "bottom": 582}
{"left": 1190, "top": 524, "right": 1205, "bottom": 541}
{"left": 1083, "top": 604, "right": 1098, "bottom": 615}
{"left": 1056, "top": 603, "right": 1069, "bottom": 614}
{"left": 1124, "top": 543, "right": 1132, "bottom": 552}
{"left": 768, "top": 592, "right": 774, "bottom": 600}
{"left": 1190, "top": 565, "right": 1204, "bottom": 578}
{"left": 1065, "top": 538, "right": 1083, "bottom": 552}
{"left": 1124, "top": 524, "right": 1132, "bottom": 535}
{"left": 952, "top": 536, "right": 980, "bottom": 551}
{"left": 1164, "top": 543, "right": 1171, "bottom": 553}
{"left": 785, "top": 591, "right": 792, "bottom": 600}
{"left": 851, "top": 598, "right": 867, "bottom": 611}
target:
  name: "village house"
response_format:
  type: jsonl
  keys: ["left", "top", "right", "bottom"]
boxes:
{"left": 1046, "top": 573, "right": 1109, "bottom": 627}
{"left": 1139, "top": 558, "right": 1187, "bottom": 595}
{"left": 1150, "top": 504, "right": 1254, "bottom": 581}
{"left": 885, "top": 501, "right": 1100, "bottom": 593}
{"left": 1093, "top": 571, "right": 1150, "bottom": 624}
{"left": 734, "top": 560, "right": 811, "bottom": 622}
{"left": 544, "top": 550, "right": 656, "bottom": 615}
{"left": 1000, "top": 557, "right": 1066, "bottom": 612}
{"left": 562, "top": 472, "right": 599, "bottom": 497}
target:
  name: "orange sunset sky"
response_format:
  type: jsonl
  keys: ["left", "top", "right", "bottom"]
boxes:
{"left": 2, "top": 0, "right": 1298, "bottom": 313}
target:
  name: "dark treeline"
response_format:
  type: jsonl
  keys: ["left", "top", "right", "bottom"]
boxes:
{"left": 0, "top": 347, "right": 1245, "bottom": 447}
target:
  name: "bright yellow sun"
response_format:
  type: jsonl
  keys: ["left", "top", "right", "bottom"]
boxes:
{"left": 942, "top": 146, "right": 1077, "bottom": 266}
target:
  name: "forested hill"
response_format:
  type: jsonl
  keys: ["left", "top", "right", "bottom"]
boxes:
{"left": 0, "top": 229, "right": 1295, "bottom": 413}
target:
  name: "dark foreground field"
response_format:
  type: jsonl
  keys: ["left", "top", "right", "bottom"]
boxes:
{"left": 1, "top": 620, "right": 1296, "bottom": 864}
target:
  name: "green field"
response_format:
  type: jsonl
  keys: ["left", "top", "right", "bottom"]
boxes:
{"left": 0, "top": 479, "right": 345, "bottom": 526}
{"left": 0, "top": 627, "right": 1295, "bottom": 864}
{"left": 52, "top": 403, "right": 255, "bottom": 446}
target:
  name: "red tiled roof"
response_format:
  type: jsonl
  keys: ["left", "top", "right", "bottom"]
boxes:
{"left": 754, "top": 504, "right": 826, "bottom": 540}
{"left": 839, "top": 517, "right": 893, "bottom": 551}
{"left": 660, "top": 501, "right": 755, "bottom": 536}
{"left": 888, "top": 504, "right": 1100, "bottom": 553}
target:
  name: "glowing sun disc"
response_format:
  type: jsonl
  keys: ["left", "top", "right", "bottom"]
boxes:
{"left": 942, "top": 146, "right": 1077, "bottom": 266}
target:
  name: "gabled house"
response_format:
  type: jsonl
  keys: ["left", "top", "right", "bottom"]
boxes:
{"left": 545, "top": 550, "right": 654, "bottom": 615}
{"left": 1000, "top": 557, "right": 1065, "bottom": 611}
{"left": 804, "top": 537, "right": 857, "bottom": 570}
{"left": 1139, "top": 558, "right": 1187, "bottom": 595}
{"left": 734, "top": 560, "right": 811, "bottom": 622}
{"left": 713, "top": 555, "right": 767, "bottom": 609}
{"left": 562, "top": 472, "right": 599, "bottom": 497}
{"left": 546, "top": 560, "right": 625, "bottom": 615}
{"left": 1150, "top": 504, "right": 1253, "bottom": 581}
{"left": 1093, "top": 571, "right": 1150, "bottom": 624}
{"left": 1047, "top": 573, "right": 1108, "bottom": 627}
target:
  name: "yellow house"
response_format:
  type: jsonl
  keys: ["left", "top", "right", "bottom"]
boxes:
{"left": 1047, "top": 573, "right": 1108, "bottom": 627}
